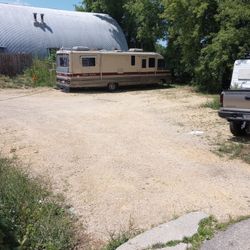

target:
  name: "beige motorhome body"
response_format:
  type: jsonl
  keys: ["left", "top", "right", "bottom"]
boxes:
{"left": 56, "top": 48, "right": 170, "bottom": 91}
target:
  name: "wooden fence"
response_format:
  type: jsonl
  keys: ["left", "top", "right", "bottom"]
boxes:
{"left": 0, "top": 53, "right": 33, "bottom": 76}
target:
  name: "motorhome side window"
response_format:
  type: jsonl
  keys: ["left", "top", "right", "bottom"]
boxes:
{"left": 131, "top": 56, "right": 135, "bottom": 66}
{"left": 82, "top": 57, "right": 96, "bottom": 67}
{"left": 149, "top": 58, "right": 155, "bottom": 68}
{"left": 142, "top": 59, "right": 147, "bottom": 68}
{"left": 157, "top": 59, "right": 166, "bottom": 70}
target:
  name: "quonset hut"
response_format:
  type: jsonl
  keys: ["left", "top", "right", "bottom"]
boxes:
{"left": 0, "top": 3, "right": 128, "bottom": 57}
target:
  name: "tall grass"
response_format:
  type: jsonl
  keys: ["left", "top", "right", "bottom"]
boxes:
{"left": 25, "top": 58, "right": 56, "bottom": 87}
{"left": 0, "top": 58, "right": 56, "bottom": 88}
{"left": 0, "top": 157, "right": 76, "bottom": 249}
{"left": 202, "top": 96, "right": 221, "bottom": 110}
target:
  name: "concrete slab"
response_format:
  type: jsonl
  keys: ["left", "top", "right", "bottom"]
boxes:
{"left": 116, "top": 212, "right": 208, "bottom": 250}
{"left": 201, "top": 218, "right": 250, "bottom": 250}
{"left": 154, "top": 243, "right": 188, "bottom": 250}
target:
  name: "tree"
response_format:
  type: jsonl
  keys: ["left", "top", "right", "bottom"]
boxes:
{"left": 162, "top": 0, "right": 218, "bottom": 82}
{"left": 75, "top": 0, "right": 165, "bottom": 51}
{"left": 124, "top": 0, "right": 165, "bottom": 50}
{"left": 196, "top": 0, "right": 250, "bottom": 90}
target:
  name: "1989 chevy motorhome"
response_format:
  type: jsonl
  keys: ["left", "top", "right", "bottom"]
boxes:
{"left": 56, "top": 47, "right": 171, "bottom": 91}
{"left": 219, "top": 58, "right": 250, "bottom": 136}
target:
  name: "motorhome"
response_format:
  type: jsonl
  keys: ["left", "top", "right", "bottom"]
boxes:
{"left": 56, "top": 47, "right": 171, "bottom": 91}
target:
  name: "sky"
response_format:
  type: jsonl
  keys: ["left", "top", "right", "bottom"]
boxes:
{"left": 1, "top": 0, "right": 80, "bottom": 10}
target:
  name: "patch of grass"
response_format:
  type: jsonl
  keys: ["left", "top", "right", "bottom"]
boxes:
{"left": 0, "top": 58, "right": 56, "bottom": 88}
{"left": 202, "top": 95, "right": 220, "bottom": 110}
{"left": 103, "top": 221, "right": 141, "bottom": 250}
{"left": 148, "top": 217, "right": 216, "bottom": 250}
{"left": 215, "top": 215, "right": 250, "bottom": 231}
{"left": 0, "top": 75, "right": 33, "bottom": 88}
{"left": 0, "top": 156, "right": 76, "bottom": 249}
{"left": 111, "top": 215, "right": 250, "bottom": 250}
{"left": 217, "top": 140, "right": 250, "bottom": 164}
{"left": 183, "top": 216, "right": 217, "bottom": 250}
{"left": 25, "top": 58, "right": 56, "bottom": 87}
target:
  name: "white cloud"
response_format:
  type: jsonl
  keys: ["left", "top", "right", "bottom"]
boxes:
{"left": 8, "top": 0, "right": 30, "bottom": 6}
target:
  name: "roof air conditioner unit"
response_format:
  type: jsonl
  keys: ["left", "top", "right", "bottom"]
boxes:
{"left": 72, "top": 46, "right": 90, "bottom": 51}
{"left": 129, "top": 48, "right": 143, "bottom": 52}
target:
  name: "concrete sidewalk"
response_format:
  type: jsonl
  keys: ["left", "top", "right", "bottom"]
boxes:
{"left": 117, "top": 212, "right": 208, "bottom": 250}
{"left": 201, "top": 218, "right": 250, "bottom": 250}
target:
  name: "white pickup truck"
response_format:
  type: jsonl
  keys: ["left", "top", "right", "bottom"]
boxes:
{"left": 219, "top": 59, "right": 250, "bottom": 136}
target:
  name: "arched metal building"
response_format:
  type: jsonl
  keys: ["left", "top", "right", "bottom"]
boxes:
{"left": 0, "top": 3, "right": 128, "bottom": 57}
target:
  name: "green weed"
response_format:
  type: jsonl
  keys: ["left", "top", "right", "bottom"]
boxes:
{"left": 0, "top": 157, "right": 76, "bottom": 250}
{"left": 217, "top": 141, "right": 250, "bottom": 164}
{"left": 0, "top": 58, "right": 56, "bottom": 88}
{"left": 103, "top": 221, "right": 141, "bottom": 250}
{"left": 202, "top": 96, "right": 220, "bottom": 110}
{"left": 24, "top": 58, "right": 56, "bottom": 87}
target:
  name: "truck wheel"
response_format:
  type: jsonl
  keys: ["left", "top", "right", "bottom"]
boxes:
{"left": 229, "top": 121, "right": 247, "bottom": 136}
{"left": 107, "top": 83, "right": 118, "bottom": 92}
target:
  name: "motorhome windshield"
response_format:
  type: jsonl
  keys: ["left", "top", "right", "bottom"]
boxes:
{"left": 56, "top": 54, "right": 69, "bottom": 73}
{"left": 57, "top": 54, "right": 69, "bottom": 67}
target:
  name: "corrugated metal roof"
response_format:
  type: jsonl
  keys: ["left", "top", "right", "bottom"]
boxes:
{"left": 0, "top": 3, "right": 128, "bottom": 57}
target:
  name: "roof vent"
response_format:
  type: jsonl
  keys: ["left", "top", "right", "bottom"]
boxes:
{"left": 41, "top": 14, "right": 44, "bottom": 23}
{"left": 72, "top": 46, "right": 90, "bottom": 51}
{"left": 33, "top": 13, "right": 37, "bottom": 22}
{"left": 129, "top": 48, "right": 143, "bottom": 52}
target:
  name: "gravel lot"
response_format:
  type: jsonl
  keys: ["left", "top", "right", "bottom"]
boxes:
{"left": 0, "top": 86, "right": 250, "bottom": 243}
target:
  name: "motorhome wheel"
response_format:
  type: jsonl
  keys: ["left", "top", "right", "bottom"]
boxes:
{"left": 108, "top": 83, "right": 118, "bottom": 92}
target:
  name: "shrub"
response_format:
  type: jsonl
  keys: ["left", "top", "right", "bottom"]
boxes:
{"left": 0, "top": 157, "right": 75, "bottom": 250}
{"left": 202, "top": 96, "right": 221, "bottom": 110}
{"left": 25, "top": 58, "right": 56, "bottom": 87}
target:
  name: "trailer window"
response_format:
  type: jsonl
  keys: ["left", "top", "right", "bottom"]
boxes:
{"left": 149, "top": 58, "right": 155, "bottom": 68}
{"left": 131, "top": 56, "right": 135, "bottom": 66}
{"left": 82, "top": 57, "right": 96, "bottom": 67}
{"left": 142, "top": 59, "right": 147, "bottom": 68}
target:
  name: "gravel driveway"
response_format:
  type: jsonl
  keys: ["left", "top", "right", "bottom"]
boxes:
{"left": 0, "top": 86, "right": 250, "bottom": 243}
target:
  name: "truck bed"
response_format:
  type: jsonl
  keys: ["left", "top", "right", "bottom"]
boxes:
{"left": 219, "top": 89, "right": 250, "bottom": 121}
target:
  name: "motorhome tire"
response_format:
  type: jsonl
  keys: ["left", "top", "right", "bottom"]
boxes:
{"left": 160, "top": 79, "right": 166, "bottom": 85}
{"left": 108, "top": 83, "right": 118, "bottom": 92}
{"left": 62, "top": 86, "right": 71, "bottom": 93}
{"left": 229, "top": 121, "right": 247, "bottom": 136}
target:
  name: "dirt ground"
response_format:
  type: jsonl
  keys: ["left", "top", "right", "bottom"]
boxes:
{"left": 0, "top": 86, "right": 250, "bottom": 244}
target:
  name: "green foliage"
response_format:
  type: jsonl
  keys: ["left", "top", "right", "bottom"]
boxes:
{"left": 124, "top": 0, "right": 165, "bottom": 51}
{"left": 0, "top": 58, "right": 56, "bottom": 88}
{"left": 25, "top": 58, "right": 56, "bottom": 87}
{"left": 76, "top": 0, "right": 250, "bottom": 92}
{"left": 0, "top": 157, "right": 76, "bottom": 249}
{"left": 202, "top": 95, "right": 220, "bottom": 110}
{"left": 162, "top": 0, "right": 250, "bottom": 91}
{"left": 75, "top": 0, "right": 165, "bottom": 51}
{"left": 217, "top": 139, "right": 250, "bottom": 164}
{"left": 103, "top": 232, "right": 131, "bottom": 250}
{"left": 183, "top": 217, "right": 217, "bottom": 250}
{"left": 162, "top": 0, "right": 218, "bottom": 83}
{"left": 103, "top": 221, "right": 141, "bottom": 250}
{"left": 196, "top": 0, "right": 250, "bottom": 90}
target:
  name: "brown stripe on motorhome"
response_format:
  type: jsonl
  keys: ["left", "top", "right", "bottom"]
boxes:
{"left": 57, "top": 71, "right": 170, "bottom": 78}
